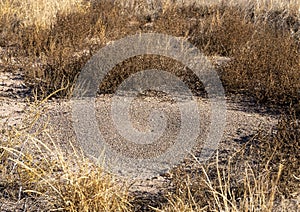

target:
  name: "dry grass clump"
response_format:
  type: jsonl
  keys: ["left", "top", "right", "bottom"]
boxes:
{"left": 245, "top": 112, "right": 300, "bottom": 199}
{"left": 0, "top": 2, "right": 110, "bottom": 98}
{"left": 157, "top": 113, "right": 300, "bottom": 211}
{"left": 160, "top": 159, "right": 284, "bottom": 211}
{"left": 182, "top": 5, "right": 299, "bottom": 107}
{"left": 0, "top": 102, "right": 132, "bottom": 211}
{"left": 0, "top": 1, "right": 144, "bottom": 98}
{"left": 0, "top": 0, "right": 88, "bottom": 28}
{"left": 216, "top": 11, "right": 300, "bottom": 106}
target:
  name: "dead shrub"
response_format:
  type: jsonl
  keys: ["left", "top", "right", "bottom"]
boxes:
{"left": 220, "top": 25, "right": 300, "bottom": 106}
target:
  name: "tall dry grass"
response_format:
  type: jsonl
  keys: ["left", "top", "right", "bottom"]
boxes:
{"left": 0, "top": 0, "right": 88, "bottom": 28}
{"left": 2, "top": 112, "right": 299, "bottom": 211}
{"left": 158, "top": 113, "right": 299, "bottom": 211}
{"left": 1, "top": 0, "right": 299, "bottom": 106}
{"left": 0, "top": 98, "right": 133, "bottom": 211}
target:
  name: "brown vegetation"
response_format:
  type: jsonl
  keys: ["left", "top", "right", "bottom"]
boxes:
{"left": 1, "top": 0, "right": 299, "bottom": 211}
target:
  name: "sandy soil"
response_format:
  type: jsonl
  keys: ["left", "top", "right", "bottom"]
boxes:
{"left": 2, "top": 62, "right": 297, "bottom": 211}
{"left": 0, "top": 68, "right": 279, "bottom": 181}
